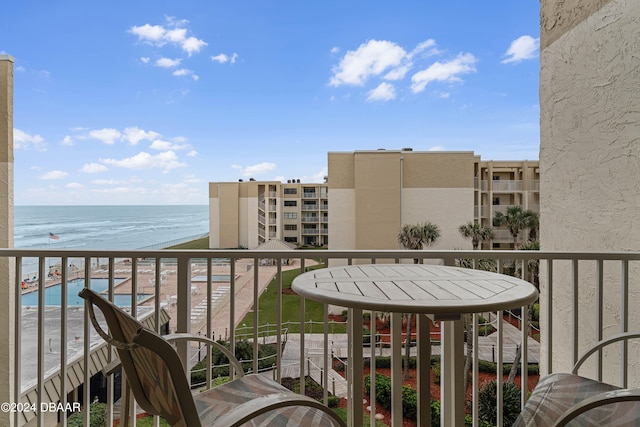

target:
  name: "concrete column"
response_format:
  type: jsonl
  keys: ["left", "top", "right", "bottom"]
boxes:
{"left": 0, "top": 54, "right": 15, "bottom": 426}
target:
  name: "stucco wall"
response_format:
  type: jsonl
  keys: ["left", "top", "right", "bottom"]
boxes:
{"left": 540, "top": 0, "right": 640, "bottom": 381}
{"left": 208, "top": 197, "right": 220, "bottom": 248}
{"left": 402, "top": 188, "right": 474, "bottom": 250}
{"left": 328, "top": 189, "right": 356, "bottom": 250}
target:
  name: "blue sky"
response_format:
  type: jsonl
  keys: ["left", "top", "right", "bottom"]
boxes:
{"left": 2, "top": 1, "right": 540, "bottom": 205}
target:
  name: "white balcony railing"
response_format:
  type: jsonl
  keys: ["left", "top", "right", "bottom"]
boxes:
{"left": 1, "top": 248, "right": 638, "bottom": 427}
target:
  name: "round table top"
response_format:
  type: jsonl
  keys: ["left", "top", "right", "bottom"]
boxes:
{"left": 292, "top": 263, "right": 538, "bottom": 318}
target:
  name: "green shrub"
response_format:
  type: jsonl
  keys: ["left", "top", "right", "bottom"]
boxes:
{"left": 67, "top": 402, "right": 106, "bottom": 427}
{"left": 433, "top": 363, "right": 441, "bottom": 385}
{"left": 327, "top": 395, "right": 340, "bottom": 408}
{"left": 476, "top": 360, "right": 539, "bottom": 376}
{"left": 190, "top": 340, "right": 276, "bottom": 384}
{"left": 532, "top": 303, "right": 540, "bottom": 322}
{"left": 364, "top": 373, "right": 431, "bottom": 423}
{"left": 478, "top": 380, "right": 521, "bottom": 427}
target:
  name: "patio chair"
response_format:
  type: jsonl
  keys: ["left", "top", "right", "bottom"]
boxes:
{"left": 79, "top": 288, "right": 346, "bottom": 427}
{"left": 513, "top": 331, "right": 640, "bottom": 426}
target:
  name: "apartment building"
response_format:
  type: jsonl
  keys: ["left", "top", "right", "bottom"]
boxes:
{"left": 475, "top": 160, "right": 540, "bottom": 249}
{"left": 208, "top": 150, "right": 539, "bottom": 251}
{"left": 327, "top": 149, "right": 540, "bottom": 252}
{"left": 328, "top": 149, "right": 476, "bottom": 252}
{"left": 208, "top": 179, "right": 328, "bottom": 249}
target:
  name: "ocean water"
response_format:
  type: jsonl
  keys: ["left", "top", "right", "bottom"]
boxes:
{"left": 15, "top": 205, "right": 209, "bottom": 250}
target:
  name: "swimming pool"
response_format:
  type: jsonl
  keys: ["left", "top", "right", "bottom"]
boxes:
{"left": 21, "top": 278, "right": 147, "bottom": 306}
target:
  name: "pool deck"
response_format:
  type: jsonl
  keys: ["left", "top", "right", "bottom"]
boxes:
{"left": 20, "top": 258, "right": 318, "bottom": 341}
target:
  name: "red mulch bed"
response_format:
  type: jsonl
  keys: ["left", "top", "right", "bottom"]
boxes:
{"left": 328, "top": 314, "right": 539, "bottom": 426}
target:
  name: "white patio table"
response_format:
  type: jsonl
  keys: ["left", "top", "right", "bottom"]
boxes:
{"left": 292, "top": 263, "right": 538, "bottom": 427}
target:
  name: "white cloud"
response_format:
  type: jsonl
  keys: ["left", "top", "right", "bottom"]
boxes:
{"left": 140, "top": 57, "right": 150, "bottom": 64}
{"left": 101, "top": 151, "right": 186, "bottom": 171}
{"left": 330, "top": 47, "right": 340, "bottom": 54}
{"left": 129, "top": 18, "right": 207, "bottom": 56}
{"left": 172, "top": 68, "right": 199, "bottom": 80}
{"left": 40, "top": 170, "right": 68, "bottom": 180}
{"left": 182, "top": 37, "right": 207, "bottom": 56}
{"left": 186, "top": 150, "right": 198, "bottom": 157}
{"left": 428, "top": 145, "right": 445, "bottom": 151}
{"left": 410, "top": 52, "right": 477, "bottom": 93}
{"left": 91, "top": 179, "right": 129, "bottom": 185}
{"left": 182, "top": 174, "right": 201, "bottom": 183}
{"left": 407, "top": 39, "right": 438, "bottom": 59}
{"left": 211, "top": 53, "right": 238, "bottom": 64}
{"left": 14, "top": 128, "right": 46, "bottom": 151}
{"left": 233, "top": 162, "right": 277, "bottom": 177}
{"left": 88, "top": 128, "right": 122, "bottom": 145}
{"left": 366, "top": 82, "right": 396, "bottom": 102}
{"left": 66, "top": 182, "right": 85, "bottom": 189}
{"left": 502, "top": 35, "right": 540, "bottom": 64}
{"left": 165, "top": 28, "right": 187, "bottom": 43}
{"left": 330, "top": 40, "right": 407, "bottom": 86}
{"left": 155, "top": 57, "right": 181, "bottom": 68}
{"left": 299, "top": 167, "right": 328, "bottom": 184}
{"left": 62, "top": 135, "right": 74, "bottom": 145}
{"left": 149, "top": 139, "right": 191, "bottom": 151}
{"left": 129, "top": 24, "right": 166, "bottom": 44}
{"left": 80, "top": 163, "right": 109, "bottom": 173}
{"left": 122, "top": 127, "right": 161, "bottom": 145}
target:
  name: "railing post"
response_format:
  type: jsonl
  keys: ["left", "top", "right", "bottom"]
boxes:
{"left": 441, "top": 318, "right": 465, "bottom": 427}
{"left": 176, "top": 257, "right": 191, "bottom": 374}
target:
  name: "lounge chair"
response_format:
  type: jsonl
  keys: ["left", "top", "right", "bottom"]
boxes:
{"left": 514, "top": 332, "right": 640, "bottom": 426}
{"left": 79, "top": 288, "right": 346, "bottom": 427}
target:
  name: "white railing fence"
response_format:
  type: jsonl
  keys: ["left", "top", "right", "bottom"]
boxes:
{"left": 1, "top": 249, "right": 638, "bottom": 427}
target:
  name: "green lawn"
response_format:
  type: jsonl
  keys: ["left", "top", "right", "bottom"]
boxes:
{"left": 165, "top": 237, "right": 209, "bottom": 249}
{"left": 238, "top": 265, "right": 347, "bottom": 334}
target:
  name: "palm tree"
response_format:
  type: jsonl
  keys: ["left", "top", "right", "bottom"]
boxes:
{"left": 506, "top": 239, "right": 540, "bottom": 384}
{"left": 494, "top": 206, "right": 528, "bottom": 245}
{"left": 458, "top": 222, "right": 495, "bottom": 250}
{"left": 397, "top": 222, "right": 440, "bottom": 380}
{"left": 458, "top": 221, "right": 494, "bottom": 389}
{"left": 523, "top": 210, "right": 539, "bottom": 241}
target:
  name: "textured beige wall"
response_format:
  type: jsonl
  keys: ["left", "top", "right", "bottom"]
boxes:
{"left": 402, "top": 188, "right": 474, "bottom": 250}
{"left": 540, "top": 0, "right": 640, "bottom": 380}
{"left": 329, "top": 150, "right": 475, "bottom": 253}
{"left": 246, "top": 198, "right": 259, "bottom": 249}
{"left": 0, "top": 55, "right": 14, "bottom": 422}
{"left": 328, "top": 189, "right": 356, "bottom": 253}
{"left": 540, "top": 0, "right": 614, "bottom": 50}
{"left": 354, "top": 152, "right": 401, "bottom": 249}
{"left": 217, "top": 183, "right": 240, "bottom": 248}
{"left": 328, "top": 152, "right": 355, "bottom": 189}
{"left": 208, "top": 197, "right": 220, "bottom": 248}
{"left": 403, "top": 152, "right": 474, "bottom": 188}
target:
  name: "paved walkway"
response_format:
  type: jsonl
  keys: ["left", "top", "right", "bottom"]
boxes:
{"left": 270, "top": 315, "right": 540, "bottom": 398}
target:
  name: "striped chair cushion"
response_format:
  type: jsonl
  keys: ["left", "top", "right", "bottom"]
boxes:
{"left": 194, "top": 374, "right": 337, "bottom": 426}
{"left": 513, "top": 373, "right": 640, "bottom": 426}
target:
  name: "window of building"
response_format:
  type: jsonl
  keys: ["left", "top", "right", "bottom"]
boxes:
{"left": 283, "top": 212, "right": 297, "bottom": 219}
{"left": 284, "top": 188, "right": 297, "bottom": 195}
{"left": 284, "top": 224, "right": 297, "bottom": 231}
{"left": 284, "top": 200, "right": 297, "bottom": 207}
{"left": 284, "top": 237, "right": 298, "bottom": 243}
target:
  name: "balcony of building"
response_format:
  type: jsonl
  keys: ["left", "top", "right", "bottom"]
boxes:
{"left": 301, "top": 227, "right": 319, "bottom": 234}
{"left": 1, "top": 248, "right": 638, "bottom": 427}
{"left": 301, "top": 215, "right": 319, "bottom": 223}
{"left": 302, "top": 204, "right": 319, "bottom": 211}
